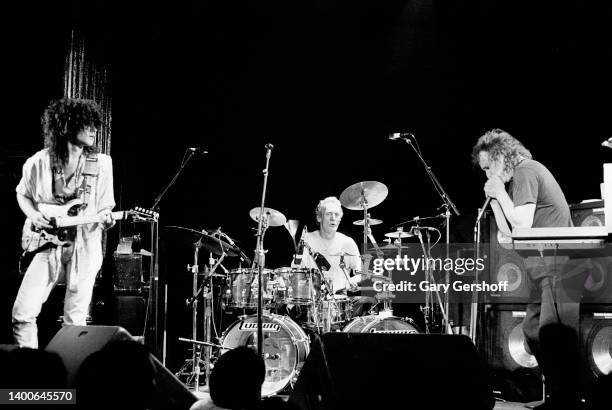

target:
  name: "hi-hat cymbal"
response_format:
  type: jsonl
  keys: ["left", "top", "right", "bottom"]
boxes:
{"left": 339, "top": 181, "right": 388, "bottom": 210}
{"left": 384, "top": 231, "right": 413, "bottom": 239}
{"left": 164, "top": 226, "right": 240, "bottom": 257}
{"left": 249, "top": 207, "right": 287, "bottom": 227}
{"left": 353, "top": 218, "right": 383, "bottom": 226}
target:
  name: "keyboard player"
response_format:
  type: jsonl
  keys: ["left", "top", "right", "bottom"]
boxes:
{"left": 472, "top": 129, "right": 585, "bottom": 410}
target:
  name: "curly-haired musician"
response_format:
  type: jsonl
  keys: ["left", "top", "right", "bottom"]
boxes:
{"left": 13, "top": 98, "right": 115, "bottom": 348}
{"left": 473, "top": 129, "right": 583, "bottom": 409}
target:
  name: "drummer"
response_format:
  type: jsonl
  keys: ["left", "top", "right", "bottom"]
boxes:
{"left": 295, "top": 196, "right": 363, "bottom": 296}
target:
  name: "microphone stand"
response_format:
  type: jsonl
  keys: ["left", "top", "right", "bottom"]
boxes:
{"left": 470, "top": 199, "right": 490, "bottom": 343}
{"left": 253, "top": 144, "right": 274, "bottom": 357}
{"left": 395, "top": 135, "right": 460, "bottom": 334}
{"left": 146, "top": 148, "right": 198, "bottom": 360}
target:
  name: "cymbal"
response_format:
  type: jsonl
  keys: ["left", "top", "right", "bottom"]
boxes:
{"left": 164, "top": 226, "right": 240, "bottom": 257}
{"left": 353, "top": 218, "right": 383, "bottom": 226}
{"left": 339, "top": 181, "right": 388, "bottom": 210}
{"left": 249, "top": 207, "right": 287, "bottom": 227}
{"left": 392, "top": 214, "right": 444, "bottom": 228}
{"left": 384, "top": 231, "right": 413, "bottom": 238}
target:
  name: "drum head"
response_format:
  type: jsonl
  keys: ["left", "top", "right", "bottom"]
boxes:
{"left": 343, "top": 315, "right": 420, "bottom": 334}
{"left": 221, "top": 314, "right": 309, "bottom": 396}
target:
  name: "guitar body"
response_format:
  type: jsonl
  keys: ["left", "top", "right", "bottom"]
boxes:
{"left": 19, "top": 199, "right": 85, "bottom": 273}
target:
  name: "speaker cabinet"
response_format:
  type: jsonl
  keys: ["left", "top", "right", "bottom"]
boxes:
{"left": 571, "top": 200, "right": 605, "bottom": 227}
{"left": 108, "top": 295, "right": 147, "bottom": 337}
{"left": 289, "top": 333, "right": 494, "bottom": 410}
{"left": 482, "top": 304, "right": 543, "bottom": 402}
{"left": 485, "top": 216, "right": 531, "bottom": 303}
{"left": 580, "top": 306, "right": 612, "bottom": 379}
{"left": 113, "top": 253, "right": 144, "bottom": 292}
{"left": 44, "top": 325, "right": 132, "bottom": 386}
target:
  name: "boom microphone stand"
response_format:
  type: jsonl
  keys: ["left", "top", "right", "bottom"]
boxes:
{"left": 390, "top": 133, "right": 459, "bottom": 333}
{"left": 148, "top": 147, "right": 205, "bottom": 360}
{"left": 253, "top": 143, "right": 274, "bottom": 357}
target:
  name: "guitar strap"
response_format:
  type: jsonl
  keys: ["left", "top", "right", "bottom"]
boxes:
{"left": 80, "top": 153, "right": 99, "bottom": 210}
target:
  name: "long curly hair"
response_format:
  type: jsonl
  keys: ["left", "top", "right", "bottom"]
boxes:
{"left": 41, "top": 98, "right": 102, "bottom": 166}
{"left": 471, "top": 128, "right": 532, "bottom": 175}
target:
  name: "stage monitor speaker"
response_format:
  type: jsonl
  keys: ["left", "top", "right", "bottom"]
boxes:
{"left": 44, "top": 325, "right": 197, "bottom": 409}
{"left": 482, "top": 304, "right": 542, "bottom": 402}
{"left": 44, "top": 325, "right": 132, "bottom": 386}
{"left": 288, "top": 332, "right": 494, "bottom": 410}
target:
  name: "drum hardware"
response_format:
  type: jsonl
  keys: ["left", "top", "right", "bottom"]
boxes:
{"left": 410, "top": 224, "right": 453, "bottom": 335}
{"left": 389, "top": 133, "right": 460, "bottom": 334}
{"left": 176, "top": 230, "right": 228, "bottom": 392}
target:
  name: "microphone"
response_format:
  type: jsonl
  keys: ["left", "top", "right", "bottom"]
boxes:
{"left": 293, "top": 226, "right": 307, "bottom": 264}
{"left": 188, "top": 147, "right": 208, "bottom": 154}
{"left": 601, "top": 138, "right": 612, "bottom": 149}
{"left": 476, "top": 196, "right": 492, "bottom": 223}
{"left": 216, "top": 228, "right": 235, "bottom": 246}
{"left": 388, "top": 132, "right": 414, "bottom": 140}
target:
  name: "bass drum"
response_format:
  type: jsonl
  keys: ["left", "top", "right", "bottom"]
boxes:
{"left": 342, "top": 315, "right": 421, "bottom": 334}
{"left": 220, "top": 313, "right": 310, "bottom": 396}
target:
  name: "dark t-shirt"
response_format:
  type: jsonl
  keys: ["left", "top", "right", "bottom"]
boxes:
{"left": 509, "top": 159, "right": 572, "bottom": 228}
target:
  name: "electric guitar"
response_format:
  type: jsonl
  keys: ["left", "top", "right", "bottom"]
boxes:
{"left": 19, "top": 199, "right": 157, "bottom": 272}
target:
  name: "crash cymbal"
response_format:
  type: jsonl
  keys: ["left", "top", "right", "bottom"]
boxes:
{"left": 249, "top": 207, "right": 287, "bottom": 227}
{"left": 353, "top": 218, "right": 383, "bottom": 226}
{"left": 339, "top": 181, "right": 388, "bottom": 210}
{"left": 164, "top": 226, "right": 240, "bottom": 257}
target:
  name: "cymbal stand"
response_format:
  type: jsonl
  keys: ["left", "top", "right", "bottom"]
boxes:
{"left": 253, "top": 143, "right": 274, "bottom": 357}
{"left": 412, "top": 225, "right": 452, "bottom": 334}
{"left": 179, "top": 241, "right": 226, "bottom": 391}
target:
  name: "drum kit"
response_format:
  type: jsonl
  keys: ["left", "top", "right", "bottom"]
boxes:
{"left": 170, "top": 179, "right": 457, "bottom": 397}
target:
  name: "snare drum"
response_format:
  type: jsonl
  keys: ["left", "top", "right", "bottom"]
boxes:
{"left": 228, "top": 268, "right": 273, "bottom": 308}
{"left": 274, "top": 267, "right": 321, "bottom": 305}
{"left": 220, "top": 313, "right": 310, "bottom": 396}
{"left": 304, "top": 295, "right": 353, "bottom": 331}
{"left": 342, "top": 315, "right": 421, "bottom": 334}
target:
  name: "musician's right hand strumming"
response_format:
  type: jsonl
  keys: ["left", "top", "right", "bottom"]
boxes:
{"left": 17, "top": 193, "right": 53, "bottom": 229}
{"left": 30, "top": 211, "right": 53, "bottom": 230}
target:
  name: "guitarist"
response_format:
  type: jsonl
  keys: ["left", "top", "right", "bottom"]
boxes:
{"left": 472, "top": 129, "right": 583, "bottom": 410}
{"left": 13, "top": 98, "right": 115, "bottom": 349}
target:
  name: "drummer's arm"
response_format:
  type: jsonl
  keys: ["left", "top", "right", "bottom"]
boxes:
{"left": 347, "top": 242, "right": 363, "bottom": 286}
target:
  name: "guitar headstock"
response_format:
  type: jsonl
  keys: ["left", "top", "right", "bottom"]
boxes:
{"left": 130, "top": 207, "right": 159, "bottom": 222}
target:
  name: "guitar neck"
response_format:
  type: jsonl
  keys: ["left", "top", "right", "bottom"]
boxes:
{"left": 54, "top": 211, "right": 127, "bottom": 228}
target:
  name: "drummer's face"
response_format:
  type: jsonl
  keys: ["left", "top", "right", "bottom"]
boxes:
{"left": 318, "top": 203, "right": 343, "bottom": 234}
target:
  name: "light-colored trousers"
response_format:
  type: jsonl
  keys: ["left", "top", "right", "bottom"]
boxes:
{"left": 12, "top": 249, "right": 98, "bottom": 349}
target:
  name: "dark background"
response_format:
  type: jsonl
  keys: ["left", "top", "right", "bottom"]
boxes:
{"left": 1, "top": 0, "right": 610, "bottom": 370}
